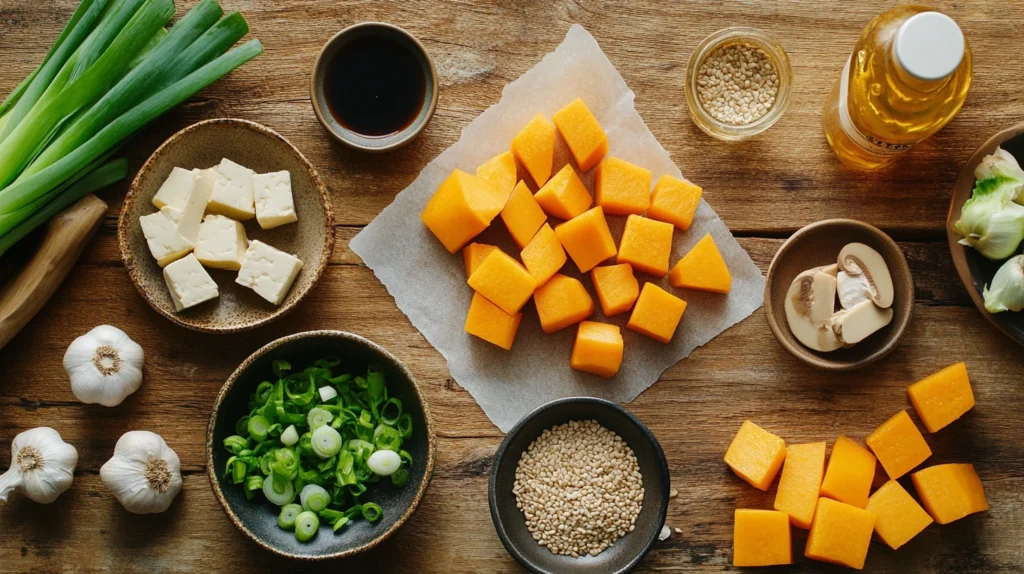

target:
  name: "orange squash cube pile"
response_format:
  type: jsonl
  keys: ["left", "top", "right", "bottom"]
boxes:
{"left": 774, "top": 441, "right": 826, "bottom": 529}
{"left": 820, "top": 436, "right": 876, "bottom": 509}
{"left": 669, "top": 233, "right": 732, "bottom": 294}
{"left": 617, "top": 215, "right": 674, "bottom": 277}
{"left": 804, "top": 497, "right": 876, "bottom": 570}
{"left": 591, "top": 263, "right": 639, "bottom": 316}
{"left": 475, "top": 151, "right": 518, "bottom": 198}
{"left": 511, "top": 113, "right": 555, "bottom": 187}
{"left": 569, "top": 321, "right": 623, "bottom": 378}
{"left": 648, "top": 174, "right": 703, "bottom": 231}
{"left": 594, "top": 156, "right": 652, "bottom": 215}
{"left": 866, "top": 410, "right": 932, "bottom": 479}
{"left": 464, "top": 292, "right": 522, "bottom": 351}
{"left": 533, "top": 273, "right": 594, "bottom": 334}
{"left": 520, "top": 223, "right": 566, "bottom": 286}
{"left": 555, "top": 206, "right": 617, "bottom": 273}
{"left": 421, "top": 169, "right": 507, "bottom": 253}
{"left": 534, "top": 164, "right": 592, "bottom": 220}
{"left": 865, "top": 480, "right": 933, "bottom": 550}
{"left": 732, "top": 509, "right": 792, "bottom": 567}
{"left": 500, "top": 180, "right": 547, "bottom": 248}
{"left": 627, "top": 283, "right": 687, "bottom": 343}
{"left": 552, "top": 98, "right": 608, "bottom": 172}
{"left": 467, "top": 250, "right": 536, "bottom": 315}
{"left": 911, "top": 463, "right": 989, "bottom": 525}
{"left": 724, "top": 420, "right": 786, "bottom": 492}
{"left": 462, "top": 243, "right": 498, "bottom": 278}
{"left": 907, "top": 362, "right": 975, "bottom": 433}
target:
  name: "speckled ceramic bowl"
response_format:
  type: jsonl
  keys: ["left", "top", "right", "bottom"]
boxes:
{"left": 207, "top": 331, "right": 436, "bottom": 560}
{"left": 118, "top": 119, "right": 334, "bottom": 333}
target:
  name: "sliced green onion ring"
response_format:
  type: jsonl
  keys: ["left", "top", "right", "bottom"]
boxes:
{"left": 300, "top": 484, "right": 330, "bottom": 513}
{"left": 294, "top": 511, "right": 320, "bottom": 542}
{"left": 278, "top": 503, "right": 302, "bottom": 529}
{"left": 307, "top": 407, "right": 333, "bottom": 430}
{"left": 311, "top": 425, "right": 342, "bottom": 458}
{"left": 262, "top": 475, "right": 295, "bottom": 506}
{"left": 247, "top": 415, "right": 271, "bottom": 442}
{"left": 361, "top": 502, "right": 383, "bottom": 522}
{"left": 280, "top": 424, "right": 299, "bottom": 447}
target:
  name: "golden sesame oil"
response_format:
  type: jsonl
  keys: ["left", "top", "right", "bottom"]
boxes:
{"left": 822, "top": 5, "right": 972, "bottom": 170}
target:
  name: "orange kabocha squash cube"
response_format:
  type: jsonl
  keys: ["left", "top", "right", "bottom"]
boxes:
{"left": 774, "top": 441, "right": 826, "bottom": 529}
{"left": 533, "top": 273, "right": 594, "bottom": 334}
{"left": 501, "top": 180, "right": 547, "bottom": 248}
{"left": 467, "top": 250, "right": 537, "bottom": 315}
{"left": 521, "top": 223, "right": 566, "bottom": 286}
{"left": 647, "top": 174, "right": 703, "bottom": 231}
{"left": 552, "top": 98, "right": 608, "bottom": 172}
{"left": 866, "top": 410, "right": 932, "bottom": 479}
{"left": 820, "top": 436, "right": 875, "bottom": 509}
{"left": 617, "top": 215, "right": 674, "bottom": 277}
{"left": 475, "top": 151, "right": 518, "bottom": 199}
{"left": 511, "top": 113, "right": 555, "bottom": 187}
{"left": 463, "top": 243, "right": 499, "bottom": 278}
{"left": 534, "top": 164, "right": 593, "bottom": 220}
{"left": 804, "top": 498, "right": 876, "bottom": 570}
{"left": 907, "top": 362, "right": 975, "bottom": 433}
{"left": 669, "top": 233, "right": 732, "bottom": 294}
{"left": 732, "top": 509, "right": 792, "bottom": 567}
{"left": 554, "top": 207, "right": 616, "bottom": 273}
{"left": 866, "top": 480, "right": 933, "bottom": 550}
{"left": 911, "top": 463, "right": 989, "bottom": 525}
{"left": 421, "top": 170, "right": 507, "bottom": 253}
{"left": 464, "top": 292, "right": 522, "bottom": 350}
{"left": 626, "top": 283, "right": 686, "bottom": 344}
{"left": 594, "top": 156, "right": 651, "bottom": 215}
{"left": 591, "top": 263, "right": 639, "bottom": 316}
{"left": 724, "top": 420, "right": 786, "bottom": 491}
{"left": 570, "top": 321, "right": 623, "bottom": 378}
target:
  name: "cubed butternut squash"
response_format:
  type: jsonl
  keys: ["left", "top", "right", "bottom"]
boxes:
{"left": 648, "top": 174, "right": 703, "bottom": 231}
{"left": 907, "top": 362, "right": 975, "bottom": 433}
{"left": 617, "top": 215, "right": 674, "bottom": 277}
{"left": 626, "top": 283, "right": 686, "bottom": 344}
{"left": 732, "top": 509, "right": 792, "bottom": 567}
{"left": 554, "top": 207, "right": 617, "bottom": 273}
{"left": 594, "top": 156, "right": 652, "bottom": 215}
{"left": 501, "top": 180, "right": 548, "bottom": 248}
{"left": 475, "top": 151, "right": 518, "bottom": 199}
{"left": 820, "top": 436, "right": 876, "bottom": 509}
{"left": 464, "top": 292, "right": 522, "bottom": 351}
{"left": 866, "top": 410, "right": 932, "bottom": 479}
{"left": 552, "top": 98, "right": 608, "bottom": 172}
{"left": 774, "top": 441, "right": 827, "bottom": 529}
{"left": 520, "top": 223, "right": 566, "bottom": 286}
{"left": 591, "top": 263, "right": 639, "bottom": 316}
{"left": 511, "top": 113, "right": 555, "bottom": 187}
{"left": 534, "top": 164, "right": 593, "bottom": 220}
{"left": 724, "top": 420, "right": 786, "bottom": 492}
{"left": 463, "top": 243, "right": 498, "bottom": 278}
{"left": 421, "top": 169, "right": 507, "bottom": 253}
{"left": 533, "top": 273, "right": 595, "bottom": 334}
{"left": 866, "top": 480, "right": 933, "bottom": 550}
{"left": 467, "top": 250, "right": 537, "bottom": 315}
{"left": 570, "top": 321, "right": 623, "bottom": 378}
{"left": 804, "top": 497, "right": 876, "bottom": 570}
{"left": 911, "top": 463, "right": 988, "bottom": 525}
{"left": 669, "top": 233, "right": 732, "bottom": 294}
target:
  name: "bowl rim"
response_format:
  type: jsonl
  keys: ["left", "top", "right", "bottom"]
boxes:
{"left": 488, "top": 396, "right": 670, "bottom": 574}
{"left": 764, "top": 218, "right": 914, "bottom": 371}
{"left": 205, "top": 330, "right": 437, "bottom": 560}
{"left": 117, "top": 118, "right": 335, "bottom": 334}
{"left": 309, "top": 21, "right": 439, "bottom": 153}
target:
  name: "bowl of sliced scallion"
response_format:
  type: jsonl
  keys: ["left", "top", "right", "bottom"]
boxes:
{"left": 207, "top": 330, "right": 436, "bottom": 559}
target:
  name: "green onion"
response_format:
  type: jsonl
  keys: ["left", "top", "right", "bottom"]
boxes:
{"left": 223, "top": 435, "right": 248, "bottom": 454}
{"left": 373, "top": 424, "right": 403, "bottom": 452}
{"left": 262, "top": 476, "right": 295, "bottom": 506}
{"left": 278, "top": 503, "right": 302, "bottom": 530}
{"left": 300, "top": 484, "right": 330, "bottom": 513}
{"left": 235, "top": 416, "right": 250, "bottom": 437}
{"left": 380, "top": 398, "right": 403, "bottom": 426}
{"left": 361, "top": 503, "right": 383, "bottom": 522}
{"left": 247, "top": 415, "right": 271, "bottom": 442}
{"left": 396, "top": 413, "right": 414, "bottom": 439}
{"left": 391, "top": 467, "right": 409, "bottom": 487}
{"left": 311, "top": 425, "right": 342, "bottom": 458}
{"left": 280, "top": 424, "right": 299, "bottom": 447}
{"left": 332, "top": 516, "right": 350, "bottom": 532}
{"left": 231, "top": 458, "right": 247, "bottom": 484}
{"left": 294, "top": 511, "right": 319, "bottom": 542}
{"left": 307, "top": 407, "right": 333, "bottom": 429}
{"left": 270, "top": 448, "right": 299, "bottom": 481}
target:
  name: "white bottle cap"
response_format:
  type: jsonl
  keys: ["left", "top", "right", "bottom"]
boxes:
{"left": 894, "top": 11, "right": 965, "bottom": 81}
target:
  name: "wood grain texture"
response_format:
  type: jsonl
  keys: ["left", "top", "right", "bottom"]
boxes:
{"left": 1, "top": 1, "right": 1022, "bottom": 572}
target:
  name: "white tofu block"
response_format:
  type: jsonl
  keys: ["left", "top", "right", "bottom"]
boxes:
{"left": 151, "top": 167, "right": 197, "bottom": 210}
{"left": 140, "top": 212, "right": 194, "bottom": 267}
{"left": 207, "top": 158, "right": 255, "bottom": 220}
{"left": 194, "top": 167, "right": 219, "bottom": 196}
{"left": 194, "top": 214, "right": 248, "bottom": 270}
{"left": 159, "top": 206, "right": 182, "bottom": 225}
{"left": 176, "top": 169, "right": 216, "bottom": 244}
{"left": 163, "top": 253, "right": 219, "bottom": 312}
{"left": 253, "top": 170, "right": 298, "bottom": 230}
{"left": 235, "top": 240, "right": 304, "bottom": 305}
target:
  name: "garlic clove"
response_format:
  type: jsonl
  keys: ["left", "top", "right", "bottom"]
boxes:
{"left": 0, "top": 427, "right": 78, "bottom": 504}
{"left": 64, "top": 325, "right": 145, "bottom": 407}
{"left": 100, "top": 431, "right": 182, "bottom": 514}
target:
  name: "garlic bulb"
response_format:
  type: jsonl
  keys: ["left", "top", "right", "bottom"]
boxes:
{"left": 100, "top": 431, "right": 182, "bottom": 514}
{"left": 984, "top": 255, "right": 1024, "bottom": 313}
{"left": 64, "top": 325, "right": 144, "bottom": 407}
{"left": 0, "top": 427, "right": 78, "bottom": 504}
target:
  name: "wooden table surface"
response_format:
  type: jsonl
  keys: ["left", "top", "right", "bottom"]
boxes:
{"left": 2, "top": 1, "right": 1023, "bottom": 572}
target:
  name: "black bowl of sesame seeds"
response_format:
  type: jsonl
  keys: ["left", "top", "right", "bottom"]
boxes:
{"left": 489, "top": 397, "right": 670, "bottom": 574}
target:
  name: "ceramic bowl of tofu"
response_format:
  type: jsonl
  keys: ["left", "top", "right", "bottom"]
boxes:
{"left": 764, "top": 219, "right": 914, "bottom": 371}
{"left": 118, "top": 118, "right": 334, "bottom": 333}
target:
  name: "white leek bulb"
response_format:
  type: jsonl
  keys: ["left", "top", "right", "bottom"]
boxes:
{"left": 64, "top": 325, "right": 144, "bottom": 407}
{"left": 100, "top": 431, "right": 182, "bottom": 514}
{"left": 984, "top": 255, "right": 1024, "bottom": 313}
{"left": 955, "top": 179, "right": 1024, "bottom": 260}
{"left": 974, "top": 147, "right": 1024, "bottom": 203}
{"left": 367, "top": 450, "right": 401, "bottom": 476}
{"left": 0, "top": 427, "right": 78, "bottom": 504}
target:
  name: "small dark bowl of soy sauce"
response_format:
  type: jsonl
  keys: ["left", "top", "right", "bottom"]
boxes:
{"left": 311, "top": 22, "right": 438, "bottom": 152}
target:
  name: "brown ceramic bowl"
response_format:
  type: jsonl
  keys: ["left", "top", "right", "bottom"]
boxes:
{"left": 310, "top": 22, "right": 438, "bottom": 152}
{"left": 207, "top": 331, "right": 436, "bottom": 560}
{"left": 947, "top": 123, "right": 1024, "bottom": 346}
{"left": 118, "top": 119, "right": 334, "bottom": 333}
{"left": 765, "top": 219, "right": 914, "bottom": 371}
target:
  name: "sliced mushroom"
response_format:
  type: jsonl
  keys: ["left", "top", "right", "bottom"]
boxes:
{"left": 837, "top": 243, "right": 894, "bottom": 308}
{"left": 830, "top": 299, "right": 894, "bottom": 345}
{"left": 816, "top": 263, "right": 839, "bottom": 277}
{"left": 837, "top": 271, "right": 873, "bottom": 309}
{"left": 785, "top": 268, "right": 842, "bottom": 352}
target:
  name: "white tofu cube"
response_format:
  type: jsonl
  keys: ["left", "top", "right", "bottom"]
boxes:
{"left": 163, "top": 253, "right": 219, "bottom": 312}
{"left": 159, "top": 206, "right": 182, "bottom": 225}
{"left": 253, "top": 170, "right": 297, "bottom": 229}
{"left": 140, "top": 212, "right": 193, "bottom": 267}
{"left": 194, "top": 215, "right": 248, "bottom": 270}
{"left": 151, "top": 167, "right": 197, "bottom": 210}
{"left": 235, "top": 240, "right": 304, "bottom": 305}
{"left": 207, "top": 158, "right": 255, "bottom": 220}
{"left": 176, "top": 168, "right": 217, "bottom": 244}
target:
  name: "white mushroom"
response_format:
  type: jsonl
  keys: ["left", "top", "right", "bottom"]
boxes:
{"left": 837, "top": 271, "right": 873, "bottom": 309}
{"left": 830, "top": 300, "right": 894, "bottom": 345}
{"left": 837, "top": 243, "right": 894, "bottom": 308}
{"left": 784, "top": 268, "right": 842, "bottom": 352}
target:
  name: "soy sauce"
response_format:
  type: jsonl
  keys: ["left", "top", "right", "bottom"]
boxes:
{"left": 323, "top": 34, "right": 426, "bottom": 138}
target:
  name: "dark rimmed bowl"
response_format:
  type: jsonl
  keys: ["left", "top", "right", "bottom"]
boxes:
{"left": 947, "top": 123, "right": 1024, "bottom": 346}
{"left": 207, "top": 331, "right": 436, "bottom": 560}
{"left": 489, "top": 397, "right": 669, "bottom": 574}
{"left": 310, "top": 22, "right": 438, "bottom": 152}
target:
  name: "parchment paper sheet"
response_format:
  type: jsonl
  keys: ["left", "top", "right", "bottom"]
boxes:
{"left": 351, "top": 25, "right": 765, "bottom": 432}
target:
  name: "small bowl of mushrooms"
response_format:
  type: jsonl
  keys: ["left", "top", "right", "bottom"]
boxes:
{"left": 765, "top": 219, "right": 914, "bottom": 371}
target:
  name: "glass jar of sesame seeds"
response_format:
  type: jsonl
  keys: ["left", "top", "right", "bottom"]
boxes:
{"left": 685, "top": 27, "right": 792, "bottom": 141}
